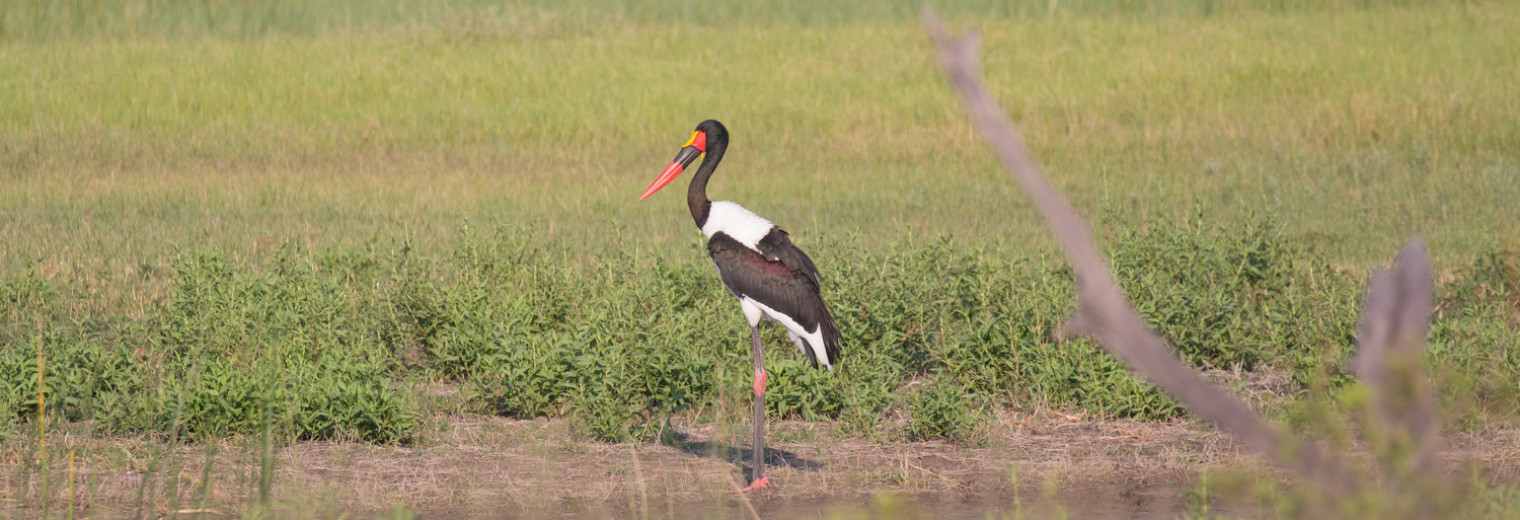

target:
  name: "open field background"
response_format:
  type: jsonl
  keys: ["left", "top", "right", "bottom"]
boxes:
{"left": 2, "top": 0, "right": 1519, "bottom": 517}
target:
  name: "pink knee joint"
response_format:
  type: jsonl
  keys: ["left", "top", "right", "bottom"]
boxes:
{"left": 753, "top": 369, "right": 767, "bottom": 396}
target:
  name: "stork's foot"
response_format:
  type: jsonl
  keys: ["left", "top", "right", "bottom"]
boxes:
{"left": 728, "top": 477, "right": 770, "bottom": 493}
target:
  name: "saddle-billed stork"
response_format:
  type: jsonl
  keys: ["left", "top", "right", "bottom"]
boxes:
{"left": 640, "top": 119, "right": 842, "bottom": 492}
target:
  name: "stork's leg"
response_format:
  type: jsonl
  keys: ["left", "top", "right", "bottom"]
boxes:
{"left": 736, "top": 324, "right": 770, "bottom": 492}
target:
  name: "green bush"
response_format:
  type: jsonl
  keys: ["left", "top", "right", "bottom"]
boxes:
{"left": 1107, "top": 210, "right": 1354, "bottom": 371}
{"left": 1, "top": 216, "right": 1514, "bottom": 443}
{"left": 907, "top": 377, "right": 982, "bottom": 442}
{"left": 0, "top": 328, "right": 143, "bottom": 432}
{"left": 1427, "top": 247, "right": 1520, "bottom": 425}
{"left": 766, "top": 356, "right": 844, "bottom": 420}
{"left": 95, "top": 250, "right": 416, "bottom": 443}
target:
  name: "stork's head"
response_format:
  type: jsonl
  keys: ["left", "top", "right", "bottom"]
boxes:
{"left": 640, "top": 119, "right": 726, "bottom": 200}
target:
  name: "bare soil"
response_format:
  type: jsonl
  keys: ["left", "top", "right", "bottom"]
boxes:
{"left": 6, "top": 411, "right": 1519, "bottom": 519}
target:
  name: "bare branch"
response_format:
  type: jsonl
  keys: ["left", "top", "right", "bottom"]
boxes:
{"left": 1352, "top": 240, "right": 1435, "bottom": 381}
{"left": 1352, "top": 239, "right": 1441, "bottom": 474}
{"left": 922, "top": 8, "right": 1343, "bottom": 487}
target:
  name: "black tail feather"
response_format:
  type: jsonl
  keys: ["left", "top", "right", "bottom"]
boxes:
{"left": 818, "top": 302, "right": 842, "bottom": 370}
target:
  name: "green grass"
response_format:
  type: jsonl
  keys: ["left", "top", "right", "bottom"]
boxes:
{"left": 2, "top": 1, "right": 1515, "bottom": 274}
{"left": 1, "top": 0, "right": 1518, "bottom": 514}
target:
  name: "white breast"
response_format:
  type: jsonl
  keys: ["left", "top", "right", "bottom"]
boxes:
{"left": 701, "top": 201, "right": 774, "bottom": 249}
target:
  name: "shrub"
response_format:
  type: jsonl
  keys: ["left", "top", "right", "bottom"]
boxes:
{"left": 0, "top": 327, "right": 143, "bottom": 430}
{"left": 907, "top": 377, "right": 982, "bottom": 442}
{"left": 1107, "top": 209, "right": 1341, "bottom": 370}
{"left": 94, "top": 249, "right": 416, "bottom": 443}
{"left": 0, "top": 216, "right": 1513, "bottom": 443}
{"left": 1426, "top": 247, "right": 1520, "bottom": 425}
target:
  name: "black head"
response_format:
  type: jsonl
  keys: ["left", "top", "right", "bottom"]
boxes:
{"left": 694, "top": 119, "right": 728, "bottom": 144}
{"left": 639, "top": 119, "right": 730, "bottom": 200}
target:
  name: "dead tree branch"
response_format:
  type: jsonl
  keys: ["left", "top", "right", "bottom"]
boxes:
{"left": 1352, "top": 240, "right": 1442, "bottom": 474}
{"left": 921, "top": 8, "right": 1345, "bottom": 488}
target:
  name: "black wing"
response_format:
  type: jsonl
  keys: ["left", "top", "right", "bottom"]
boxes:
{"left": 756, "top": 227, "right": 822, "bottom": 288}
{"left": 708, "top": 230, "right": 841, "bottom": 368}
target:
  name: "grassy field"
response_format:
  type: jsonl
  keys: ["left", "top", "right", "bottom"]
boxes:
{"left": 4, "top": 0, "right": 1517, "bottom": 270}
{"left": 2, "top": 0, "right": 1519, "bottom": 517}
